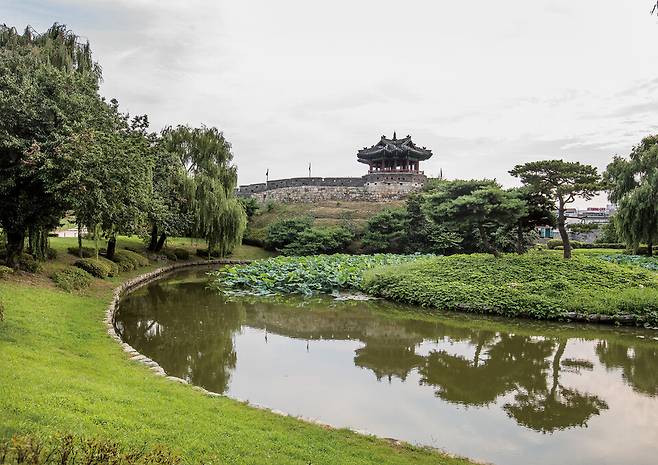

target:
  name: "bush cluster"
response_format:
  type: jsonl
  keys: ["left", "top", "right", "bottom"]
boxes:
{"left": 110, "top": 249, "right": 149, "bottom": 271}
{"left": 67, "top": 246, "right": 96, "bottom": 258}
{"left": 173, "top": 248, "right": 190, "bottom": 260}
{"left": 0, "top": 265, "right": 13, "bottom": 279}
{"left": 74, "top": 258, "right": 111, "bottom": 279}
{"left": 96, "top": 256, "right": 119, "bottom": 277}
{"left": 0, "top": 434, "right": 181, "bottom": 465}
{"left": 262, "top": 216, "right": 354, "bottom": 256}
{"left": 52, "top": 267, "right": 93, "bottom": 292}
{"left": 361, "top": 254, "right": 658, "bottom": 323}
{"left": 196, "top": 248, "right": 222, "bottom": 258}
{"left": 18, "top": 254, "right": 42, "bottom": 273}
{"left": 546, "top": 240, "right": 625, "bottom": 250}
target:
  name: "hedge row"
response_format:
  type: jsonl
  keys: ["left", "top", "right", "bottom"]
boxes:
{"left": 546, "top": 240, "right": 625, "bottom": 250}
{"left": 110, "top": 249, "right": 150, "bottom": 271}
{"left": 52, "top": 267, "right": 93, "bottom": 292}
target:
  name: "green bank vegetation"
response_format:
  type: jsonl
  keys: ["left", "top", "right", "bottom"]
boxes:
{"left": 362, "top": 253, "right": 658, "bottom": 323}
{"left": 0, "top": 237, "right": 473, "bottom": 465}
{"left": 213, "top": 254, "right": 429, "bottom": 295}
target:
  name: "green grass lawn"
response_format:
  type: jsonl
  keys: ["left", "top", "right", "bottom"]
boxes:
{"left": 363, "top": 252, "right": 658, "bottom": 323}
{"left": 0, "top": 238, "right": 472, "bottom": 465}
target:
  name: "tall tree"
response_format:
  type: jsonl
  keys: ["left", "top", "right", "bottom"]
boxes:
{"left": 425, "top": 180, "right": 525, "bottom": 257}
{"left": 510, "top": 160, "right": 600, "bottom": 259}
{"left": 604, "top": 136, "right": 658, "bottom": 256}
{"left": 164, "top": 126, "right": 246, "bottom": 257}
{"left": 0, "top": 24, "right": 104, "bottom": 267}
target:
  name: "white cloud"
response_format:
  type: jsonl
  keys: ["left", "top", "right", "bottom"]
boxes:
{"left": 5, "top": 0, "right": 658, "bottom": 206}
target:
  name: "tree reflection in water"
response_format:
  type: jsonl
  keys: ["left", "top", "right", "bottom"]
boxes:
{"left": 115, "top": 277, "right": 658, "bottom": 434}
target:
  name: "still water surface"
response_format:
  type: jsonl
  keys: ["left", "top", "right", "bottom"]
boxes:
{"left": 115, "top": 269, "right": 658, "bottom": 465}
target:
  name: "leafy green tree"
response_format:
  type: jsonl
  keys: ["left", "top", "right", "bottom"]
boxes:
{"left": 510, "top": 160, "right": 601, "bottom": 259}
{"left": 362, "top": 209, "right": 408, "bottom": 253}
{"left": 164, "top": 126, "right": 246, "bottom": 257}
{"left": 146, "top": 127, "right": 195, "bottom": 252}
{"left": 264, "top": 217, "right": 313, "bottom": 251}
{"left": 604, "top": 136, "right": 658, "bottom": 255}
{"left": 405, "top": 194, "right": 462, "bottom": 254}
{"left": 595, "top": 215, "right": 621, "bottom": 244}
{"left": 0, "top": 24, "right": 103, "bottom": 266}
{"left": 508, "top": 187, "right": 556, "bottom": 254}
{"left": 425, "top": 180, "right": 525, "bottom": 257}
{"left": 281, "top": 227, "right": 354, "bottom": 256}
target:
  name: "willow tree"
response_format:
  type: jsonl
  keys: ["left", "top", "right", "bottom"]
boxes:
{"left": 604, "top": 135, "right": 658, "bottom": 255}
{"left": 164, "top": 126, "right": 246, "bottom": 257}
{"left": 0, "top": 23, "right": 103, "bottom": 266}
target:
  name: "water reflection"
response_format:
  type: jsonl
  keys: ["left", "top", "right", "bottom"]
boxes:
{"left": 115, "top": 271, "right": 658, "bottom": 465}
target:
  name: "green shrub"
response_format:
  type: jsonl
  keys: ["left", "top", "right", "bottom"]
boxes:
{"left": 546, "top": 239, "right": 624, "bottom": 250}
{"left": 52, "top": 267, "right": 93, "bottom": 292}
{"left": 111, "top": 249, "right": 149, "bottom": 271}
{"left": 67, "top": 246, "right": 96, "bottom": 258}
{"left": 74, "top": 258, "right": 111, "bottom": 279}
{"left": 242, "top": 227, "right": 267, "bottom": 247}
{"left": 18, "top": 254, "right": 42, "bottom": 273}
{"left": 164, "top": 250, "right": 178, "bottom": 261}
{"left": 196, "top": 248, "right": 221, "bottom": 258}
{"left": 0, "top": 265, "right": 13, "bottom": 279}
{"left": 361, "top": 254, "right": 658, "bottom": 323}
{"left": 281, "top": 226, "right": 354, "bottom": 256}
{"left": 173, "top": 248, "right": 190, "bottom": 260}
{"left": 264, "top": 216, "right": 313, "bottom": 251}
{"left": 0, "top": 434, "right": 181, "bottom": 465}
{"left": 46, "top": 247, "right": 58, "bottom": 260}
{"left": 96, "top": 256, "right": 119, "bottom": 277}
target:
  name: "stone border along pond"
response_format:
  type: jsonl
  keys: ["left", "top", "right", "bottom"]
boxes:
{"left": 104, "top": 260, "right": 452, "bottom": 456}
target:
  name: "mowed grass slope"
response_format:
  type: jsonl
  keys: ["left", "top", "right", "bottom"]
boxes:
{"left": 363, "top": 253, "right": 658, "bottom": 323}
{"left": 0, "top": 239, "right": 471, "bottom": 465}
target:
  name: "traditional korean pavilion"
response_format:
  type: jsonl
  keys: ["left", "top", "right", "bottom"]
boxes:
{"left": 357, "top": 132, "right": 433, "bottom": 173}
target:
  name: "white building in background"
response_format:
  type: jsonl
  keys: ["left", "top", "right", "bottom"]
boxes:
{"left": 55, "top": 227, "right": 87, "bottom": 238}
{"left": 538, "top": 205, "right": 616, "bottom": 240}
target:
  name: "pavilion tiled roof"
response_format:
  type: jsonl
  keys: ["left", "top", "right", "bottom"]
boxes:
{"left": 357, "top": 133, "right": 433, "bottom": 163}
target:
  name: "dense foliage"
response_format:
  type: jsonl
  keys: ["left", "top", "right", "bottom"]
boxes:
{"left": 362, "top": 254, "right": 658, "bottom": 323}
{"left": 211, "top": 254, "right": 430, "bottom": 295}
{"left": 510, "top": 160, "right": 601, "bottom": 258}
{"left": 0, "top": 23, "right": 246, "bottom": 268}
{"left": 51, "top": 266, "right": 93, "bottom": 292}
{"left": 546, "top": 240, "right": 624, "bottom": 250}
{"left": 604, "top": 135, "right": 658, "bottom": 256}
{"left": 74, "top": 258, "right": 111, "bottom": 279}
{"left": 0, "top": 434, "right": 181, "bottom": 465}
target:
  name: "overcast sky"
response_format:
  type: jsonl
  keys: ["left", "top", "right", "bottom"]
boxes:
{"left": 5, "top": 1, "right": 658, "bottom": 206}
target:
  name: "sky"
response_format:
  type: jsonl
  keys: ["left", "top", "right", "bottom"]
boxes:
{"left": 5, "top": 0, "right": 658, "bottom": 206}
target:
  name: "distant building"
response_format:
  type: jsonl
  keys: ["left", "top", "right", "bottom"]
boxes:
{"left": 237, "top": 133, "right": 435, "bottom": 202}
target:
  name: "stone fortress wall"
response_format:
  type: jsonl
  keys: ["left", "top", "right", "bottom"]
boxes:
{"left": 237, "top": 172, "right": 427, "bottom": 203}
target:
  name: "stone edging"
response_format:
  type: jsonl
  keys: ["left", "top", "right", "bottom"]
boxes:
{"left": 104, "top": 260, "right": 464, "bottom": 460}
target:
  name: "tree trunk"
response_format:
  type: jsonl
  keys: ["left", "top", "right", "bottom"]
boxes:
{"left": 148, "top": 224, "right": 158, "bottom": 251}
{"left": 516, "top": 225, "right": 525, "bottom": 254}
{"left": 155, "top": 233, "right": 167, "bottom": 252}
{"left": 557, "top": 200, "right": 571, "bottom": 259}
{"left": 106, "top": 236, "right": 117, "bottom": 260}
{"left": 478, "top": 224, "right": 500, "bottom": 258}
{"left": 5, "top": 229, "right": 25, "bottom": 269}
{"left": 77, "top": 223, "right": 83, "bottom": 258}
{"left": 648, "top": 241, "right": 653, "bottom": 257}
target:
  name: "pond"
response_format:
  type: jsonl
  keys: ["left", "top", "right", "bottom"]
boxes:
{"left": 114, "top": 269, "right": 658, "bottom": 465}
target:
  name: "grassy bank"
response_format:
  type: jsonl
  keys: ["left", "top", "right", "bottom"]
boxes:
{"left": 0, "top": 238, "right": 472, "bottom": 465}
{"left": 362, "top": 253, "right": 658, "bottom": 323}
